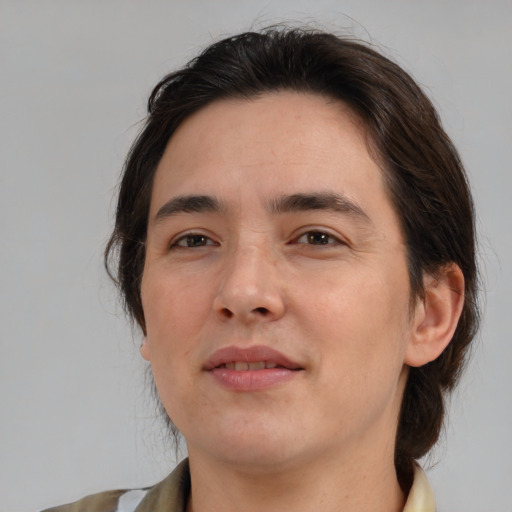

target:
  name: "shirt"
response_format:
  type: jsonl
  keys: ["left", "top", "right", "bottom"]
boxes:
{"left": 41, "top": 459, "right": 436, "bottom": 512}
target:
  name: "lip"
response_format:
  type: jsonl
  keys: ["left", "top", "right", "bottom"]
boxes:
{"left": 203, "top": 345, "right": 303, "bottom": 391}
{"left": 203, "top": 345, "right": 302, "bottom": 371}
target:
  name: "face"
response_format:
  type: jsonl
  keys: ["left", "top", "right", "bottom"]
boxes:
{"left": 141, "top": 92, "right": 416, "bottom": 472}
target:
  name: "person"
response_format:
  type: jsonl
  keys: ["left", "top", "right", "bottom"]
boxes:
{"left": 43, "top": 26, "right": 479, "bottom": 512}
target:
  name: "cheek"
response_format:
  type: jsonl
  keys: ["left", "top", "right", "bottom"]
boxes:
{"left": 140, "top": 270, "right": 213, "bottom": 402}
{"left": 140, "top": 287, "right": 207, "bottom": 432}
{"left": 299, "top": 266, "right": 410, "bottom": 380}
{"left": 142, "top": 268, "right": 212, "bottom": 343}
{"left": 307, "top": 276, "right": 409, "bottom": 433}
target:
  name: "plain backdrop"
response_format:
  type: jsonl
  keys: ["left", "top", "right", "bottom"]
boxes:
{"left": 1, "top": 1, "right": 511, "bottom": 511}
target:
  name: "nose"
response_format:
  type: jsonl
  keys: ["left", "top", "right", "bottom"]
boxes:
{"left": 213, "top": 244, "right": 286, "bottom": 323}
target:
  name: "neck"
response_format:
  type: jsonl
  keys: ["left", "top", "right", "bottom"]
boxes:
{"left": 186, "top": 444, "right": 405, "bottom": 512}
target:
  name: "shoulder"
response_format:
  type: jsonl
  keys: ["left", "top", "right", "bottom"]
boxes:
{"left": 39, "top": 488, "right": 148, "bottom": 512}
{"left": 39, "top": 459, "right": 190, "bottom": 512}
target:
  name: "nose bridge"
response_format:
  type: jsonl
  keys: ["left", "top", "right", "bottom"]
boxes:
{"left": 232, "top": 241, "right": 272, "bottom": 291}
{"left": 214, "top": 235, "right": 285, "bottom": 321}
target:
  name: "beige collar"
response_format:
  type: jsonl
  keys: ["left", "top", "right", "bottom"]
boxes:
{"left": 403, "top": 465, "right": 436, "bottom": 512}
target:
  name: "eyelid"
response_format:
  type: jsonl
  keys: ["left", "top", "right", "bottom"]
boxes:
{"left": 291, "top": 228, "right": 347, "bottom": 246}
{"left": 169, "top": 230, "right": 219, "bottom": 249}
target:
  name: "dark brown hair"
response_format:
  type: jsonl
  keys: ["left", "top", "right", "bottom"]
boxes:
{"left": 105, "top": 27, "right": 479, "bottom": 491}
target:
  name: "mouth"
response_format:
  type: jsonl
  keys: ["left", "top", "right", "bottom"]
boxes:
{"left": 204, "top": 345, "right": 302, "bottom": 371}
{"left": 218, "top": 361, "right": 291, "bottom": 370}
{"left": 204, "top": 345, "right": 303, "bottom": 391}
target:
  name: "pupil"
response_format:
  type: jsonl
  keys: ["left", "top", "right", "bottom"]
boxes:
{"left": 309, "top": 232, "right": 328, "bottom": 244}
{"left": 188, "top": 235, "right": 206, "bottom": 247}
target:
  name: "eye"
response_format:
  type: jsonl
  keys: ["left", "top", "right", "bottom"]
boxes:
{"left": 295, "top": 231, "right": 343, "bottom": 246}
{"left": 171, "top": 233, "right": 216, "bottom": 248}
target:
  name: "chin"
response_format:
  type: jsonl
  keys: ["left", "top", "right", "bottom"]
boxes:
{"left": 211, "top": 444, "right": 309, "bottom": 475}
{"left": 187, "top": 416, "right": 314, "bottom": 472}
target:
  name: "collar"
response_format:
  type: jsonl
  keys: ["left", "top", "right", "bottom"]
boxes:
{"left": 403, "top": 465, "right": 436, "bottom": 512}
{"left": 134, "top": 459, "right": 435, "bottom": 512}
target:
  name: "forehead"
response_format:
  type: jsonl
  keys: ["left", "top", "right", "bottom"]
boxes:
{"left": 150, "top": 92, "right": 395, "bottom": 229}
{"left": 159, "top": 92, "right": 370, "bottom": 173}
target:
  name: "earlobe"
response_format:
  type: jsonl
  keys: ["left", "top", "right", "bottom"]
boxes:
{"left": 140, "top": 337, "right": 151, "bottom": 361}
{"left": 405, "top": 263, "right": 465, "bottom": 368}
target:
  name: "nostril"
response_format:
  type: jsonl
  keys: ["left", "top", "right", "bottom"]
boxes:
{"left": 254, "top": 307, "right": 270, "bottom": 315}
{"left": 221, "top": 308, "right": 234, "bottom": 319}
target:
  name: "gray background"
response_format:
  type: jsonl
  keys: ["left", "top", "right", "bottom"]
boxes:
{"left": 1, "top": 1, "right": 511, "bottom": 511}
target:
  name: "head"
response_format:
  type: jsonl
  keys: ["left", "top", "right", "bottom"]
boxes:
{"left": 105, "top": 27, "right": 479, "bottom": 490}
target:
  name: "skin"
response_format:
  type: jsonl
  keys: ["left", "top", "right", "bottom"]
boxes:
{"left": 140, "top": 92, "right": 464, "bottom": 512}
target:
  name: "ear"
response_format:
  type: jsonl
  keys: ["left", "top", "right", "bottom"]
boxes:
{"left": 405, "top": 263, "right": 465, "bottom": 367}
{"left": 140, "top": 337, "right": 151, "bottom": 362}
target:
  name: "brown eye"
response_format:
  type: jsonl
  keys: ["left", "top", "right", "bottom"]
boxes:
{"left": 173, "top": 234, "right": 214, "bottom": 248}
{"left": 296, "top": 231, "right": 341, "bottom": 245}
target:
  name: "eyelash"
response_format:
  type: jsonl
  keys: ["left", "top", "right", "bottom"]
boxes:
{"left": 293, "top": 230, "right": 344, "bottom": 246}
{"left": 171, "top": 230, "right": 344, "bottom": 249}
{"left": 170, "top": 233, "right": 217, "bottom": 249}
{"left": 169, "top": 229, "right": 345, "bottom": 250}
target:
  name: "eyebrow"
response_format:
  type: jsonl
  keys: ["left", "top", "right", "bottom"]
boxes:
{"left": 268, "top": 192, "right": 372, "bottom": 224}
{"left": 154, "top": 194, "right": 224, "bottom": 223}
{"left": 153, "top": 191, "right": 371, "bottom": 225}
